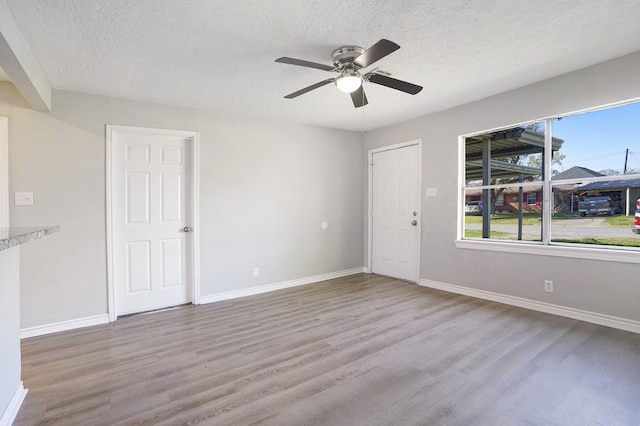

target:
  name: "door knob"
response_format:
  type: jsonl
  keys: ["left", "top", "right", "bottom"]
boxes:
{"left": 411, "top": 220, "right": 418, "bottom": 226}
{"left": 183, "top": 226, "right": 192, "bottom": 232}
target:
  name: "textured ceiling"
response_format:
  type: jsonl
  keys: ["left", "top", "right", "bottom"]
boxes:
{"left": 4, "top": 0, "right": 640, "bottom": 131}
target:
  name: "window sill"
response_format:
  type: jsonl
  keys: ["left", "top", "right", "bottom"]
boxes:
{"left": 455, "top": 239, "right": 640, "bottom": 264}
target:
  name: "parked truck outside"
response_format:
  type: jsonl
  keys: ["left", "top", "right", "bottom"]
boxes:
{"left": 577, "top": 195, "right": 620, "bottom": 217}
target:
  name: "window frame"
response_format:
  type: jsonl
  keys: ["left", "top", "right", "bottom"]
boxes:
{"left": 456, "top": 100, "right": 640, "bottom": 264}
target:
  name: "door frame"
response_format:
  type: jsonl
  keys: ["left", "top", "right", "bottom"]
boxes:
{"left": 367, "top": 139, "right": 422, "bottom": 282}
{"left": 105, "top": 125, "right": 200, "bottom": 322}
{"left": 0, "top": 117, "right": 8, "bottom": 228}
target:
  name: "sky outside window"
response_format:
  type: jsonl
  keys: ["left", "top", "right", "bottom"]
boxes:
{"left": 553, "top": 101, "right": 640, "bottom": 174}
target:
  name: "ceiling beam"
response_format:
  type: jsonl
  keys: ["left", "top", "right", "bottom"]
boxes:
{"left": 466, "top": 145, "right": 544, "bottom": 161}
{"left": 466, "top": 129, "right": 564, "bottom": 161}
{"left": 466, "top": 160, "right": 541, "bottom": 175}
{"left": 0, "top": 0, "right": 51, "bottom": 111}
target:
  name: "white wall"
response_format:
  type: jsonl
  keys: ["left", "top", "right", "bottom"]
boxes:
{"left": 364, "top": 51, "right": 640, "bottom": 323}
{"left": 0, "top": 246, "right": 21, "bottom": 422}
{"left": 0, "top": 84, "right": 364, "bottom": 328}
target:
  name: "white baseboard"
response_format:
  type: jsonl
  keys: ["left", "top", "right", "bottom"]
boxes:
{"left": 420, "top": 279, "right": 640, "bottom": 334}
{"left": 20, "top": 314, "right": 110, "bottom": 339}
{"left": 200, "top": 267, "right": 367, "bottom": 305}
{"left": 0, "top": 381, "right": 27, "bottom": 426}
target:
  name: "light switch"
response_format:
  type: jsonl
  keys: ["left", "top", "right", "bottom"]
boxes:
{"left": 425, "top": 187, "right": 437, "bottom": 197}
{"left": 15, "top": 192, "right": 34, "bottom": 206}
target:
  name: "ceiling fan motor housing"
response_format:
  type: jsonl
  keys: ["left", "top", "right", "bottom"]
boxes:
{"left": 331, "top": 45, "right": 365, "bottom": 70}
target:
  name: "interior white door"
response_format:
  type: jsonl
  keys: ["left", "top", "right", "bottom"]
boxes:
{"left": 111, "top": 129, "right": 192, "bottom": 316}
{"left": 371, "top": 144, "right": 420, "bottom": 281}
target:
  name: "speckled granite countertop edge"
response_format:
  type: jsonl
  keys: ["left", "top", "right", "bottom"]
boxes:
{"left": 0, "top": 226, "right": 60, "bottom": 251}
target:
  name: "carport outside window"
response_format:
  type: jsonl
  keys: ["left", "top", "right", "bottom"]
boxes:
{"left": 462, "top": 100, "right": 640, "bottom": 250}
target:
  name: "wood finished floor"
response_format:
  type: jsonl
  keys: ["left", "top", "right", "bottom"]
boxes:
{"left": 14, "top": 274, "right": 640, "bottom": 426}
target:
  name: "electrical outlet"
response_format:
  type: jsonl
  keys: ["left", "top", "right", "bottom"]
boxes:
{"left": 544, "top": 280, "right": 554, "bottom": 293}
{"left": 253, "top": 267, "right": 260, "bottom": 278}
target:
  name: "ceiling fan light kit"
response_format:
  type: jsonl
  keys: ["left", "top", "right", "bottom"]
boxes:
{"left": 335, "top": 70, "right": 362, "bottom": 93}
{"left": 275, "top": 39, "right": 422, "bottom": 108}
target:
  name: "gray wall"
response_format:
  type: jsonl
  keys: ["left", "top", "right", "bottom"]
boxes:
{"left": 0, "top": 84, "right": 364, "bottom": 328}
{"left": 364, "top": 51, "right": 640, "bottom": 322}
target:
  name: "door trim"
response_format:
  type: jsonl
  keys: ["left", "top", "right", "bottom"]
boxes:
{"left": 0, "top": 117, "right": 8, "bottom": 228}
{"left": 105, "top": 125, "right": 200, "bottom": 322}
{"left": 367, "top": 139, "right": 422, "bottom": 282}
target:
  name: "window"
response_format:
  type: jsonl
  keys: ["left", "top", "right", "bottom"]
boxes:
{"left": 461, "top": 101, "right": 640, "bottom": 251}
{"left": 462, "top": 121, "right": 545, "bottom": 242}
{"left": 527, "top": 193, "right": 536, "bottom": 205}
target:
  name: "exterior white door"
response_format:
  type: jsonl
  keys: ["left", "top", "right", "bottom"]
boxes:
{"left": 110, "top": 127, "right": 194, "bottom": 316}
{"left": 371, "top": 144, "right": 420, "bottom": 282}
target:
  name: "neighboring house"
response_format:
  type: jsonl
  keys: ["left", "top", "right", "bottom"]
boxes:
{"left": 467, "top": 167, "right": 639, "bottom": 214}
{"left": 551, "top": 166, "right": 604, "bottom": 212}
{"left": 465, "top": 185, "right": 543, "bottom": 212}
{"left": 552, "top": 166, "right": 603, "bottom": 180}
{"left": 501, "top": 185, "right": 543, "bottom": 212}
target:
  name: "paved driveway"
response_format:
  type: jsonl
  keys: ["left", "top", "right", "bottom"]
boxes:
{"left": 465, "top": 217, "right": 637, "bottom": 238}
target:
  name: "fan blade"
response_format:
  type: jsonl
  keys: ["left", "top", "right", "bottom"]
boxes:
{"left": 284, "top": 79, "right": 334, "bottom": 99}
{"left": 350, "top": 86, "right": 368, "bottom": 108}
{"left": 367, "top": 73, "right": 423, "bottom": 95}
{"left": 353, "top": 39, "right": 400, "bottom": 68}
{"left": 275, "top": 57, "right": 335, "bottom": 71}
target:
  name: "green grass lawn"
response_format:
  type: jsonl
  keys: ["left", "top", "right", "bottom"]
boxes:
{"left": 465, "top": 212, "right": 541, "bottom": 225}
{"left": 551, "top": 212, "right": 580, "bottom": 220}
{"left": 466, "top": 211, "right": 635, "bottom": 227}
{"left": 603, "top": 215, "right": 636, "bottom": 228}
{"left": 552, "top": 237, "right": 640, "bottom": 247}
{"left": 464, "top": 230, "right": 511, "bottom": 238}
{"left": 465, "top": 231, "right": 640, "bottom": 246}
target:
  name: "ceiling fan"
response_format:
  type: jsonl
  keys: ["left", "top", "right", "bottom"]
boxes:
{"left": 275, "top": 39, "right": 423, "bottom": 108}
